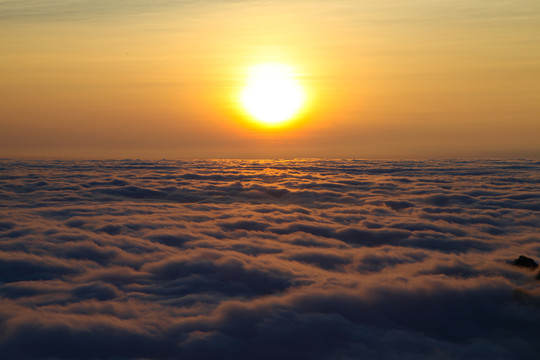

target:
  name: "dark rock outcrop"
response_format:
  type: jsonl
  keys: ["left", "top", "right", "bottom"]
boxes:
{"left": 513, "top": 255, "right": 539, "bottom": 270}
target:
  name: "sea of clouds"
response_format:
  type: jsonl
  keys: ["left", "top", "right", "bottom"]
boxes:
{"left": 1, "top": 159, "right": 539, "bottom": 359}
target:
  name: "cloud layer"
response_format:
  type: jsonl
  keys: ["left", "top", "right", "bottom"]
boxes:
{"left": 1, "top": 159, "right": 540, "bottom": 359}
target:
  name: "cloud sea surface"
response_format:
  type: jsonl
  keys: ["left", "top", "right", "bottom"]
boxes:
{"left": 1, "top": 159, "right": 539, "bottom": 359}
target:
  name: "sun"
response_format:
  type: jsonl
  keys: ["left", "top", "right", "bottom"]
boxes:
{"left": 240, "top": 63, "right": 306, "bottom": 128}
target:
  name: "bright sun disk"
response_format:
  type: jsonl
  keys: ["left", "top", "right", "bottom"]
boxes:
{"left": 240, "top": 63, "right": 306, "bottom": 127}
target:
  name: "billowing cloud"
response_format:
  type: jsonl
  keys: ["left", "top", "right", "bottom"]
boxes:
{"left": 1, "top": 159, "right": 539, "bottom": 359}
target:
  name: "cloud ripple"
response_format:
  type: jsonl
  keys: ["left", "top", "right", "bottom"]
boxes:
{"left": 1, "top": 159, "right": 539, "bottom": 359}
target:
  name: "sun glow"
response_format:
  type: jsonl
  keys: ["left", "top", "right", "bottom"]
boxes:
{"left": 240, "top": 63, "right": 306, "bottom": 128}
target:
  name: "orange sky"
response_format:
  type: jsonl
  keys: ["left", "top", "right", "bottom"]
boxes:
{"left": 1, "top": 0, "right": 539, "bottom": 158}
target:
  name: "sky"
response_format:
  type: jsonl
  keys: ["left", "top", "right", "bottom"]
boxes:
{"left": 1, "top": 0, "right": 539, "bottom": 159}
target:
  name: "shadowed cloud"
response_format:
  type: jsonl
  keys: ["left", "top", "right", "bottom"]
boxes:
{"left": 1, "top": 159, "right": 539, "bottom": 359}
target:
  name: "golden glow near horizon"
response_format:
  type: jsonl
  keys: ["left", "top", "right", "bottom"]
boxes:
{"left": 240, "top": 63, "right": 306, "bottom": 128}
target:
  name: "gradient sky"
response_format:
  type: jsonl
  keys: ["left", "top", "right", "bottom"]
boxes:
{"left": 1, "top": 0, "right": 539, "bottom": 158}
